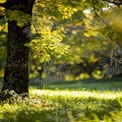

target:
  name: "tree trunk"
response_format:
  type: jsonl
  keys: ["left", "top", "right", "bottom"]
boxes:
{"left": 1, "top": 0, "right": 35, "bottom": 94}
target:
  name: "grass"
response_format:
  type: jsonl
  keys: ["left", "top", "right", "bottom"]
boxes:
{"left": 0, "top": 78, "right": 122, "bottom": 122}
{"left": 35, "top": 77, "right": 122, "bottom": 91}
{"left": 46, "top": 81, "right": 122, "bottom": 91}
{"left": 0, "top": 88, "right": 122, "bottom": 122}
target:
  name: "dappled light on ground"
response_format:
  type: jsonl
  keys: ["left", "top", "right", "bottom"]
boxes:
{"left": 30, "top": 89, "right": 122, "bottom": 100}
{"left": 0, "top": 89, "right": 122, "bottom": 122}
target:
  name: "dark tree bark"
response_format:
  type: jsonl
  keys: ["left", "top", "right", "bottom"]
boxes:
{"left": 1, "top": 0, "right": 35, "bottom": 94}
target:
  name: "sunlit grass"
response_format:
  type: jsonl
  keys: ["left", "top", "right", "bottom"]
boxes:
{"left": 0, "top": 88, "right": 122, "bottom": 122}
{"left": 30, "top": 89, "right": 122, "bottom": 100}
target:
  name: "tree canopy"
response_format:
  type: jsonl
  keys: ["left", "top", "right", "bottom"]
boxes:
{"left": 0, "top": 0, "right": 122, "bottom": 94}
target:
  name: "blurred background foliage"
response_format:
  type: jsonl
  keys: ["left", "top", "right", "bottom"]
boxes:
{"left": 0, "top": 0, "right": 122, "bottom": 85}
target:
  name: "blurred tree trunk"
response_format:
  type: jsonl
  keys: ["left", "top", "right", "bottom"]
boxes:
{"left": 1, "top": 0, "right": 35, "bottom": 94}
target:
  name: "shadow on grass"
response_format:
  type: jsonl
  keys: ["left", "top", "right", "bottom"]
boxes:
{"left": 30, "top": 76, "right": 122, "bottom": 91}
{"left": 0, "top": 96, "right": 121, "bottom": 122}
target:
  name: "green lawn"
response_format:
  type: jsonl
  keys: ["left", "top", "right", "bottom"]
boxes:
{"left": 46, "top": 81, "right": 122, "bottom": 91}
{"left": 0, "top": 78, "right": 122, "bottom": 122}
{"left": 0, "top": 88, "right": 122, "bottom": 122}
{"left": 37, "top": 77, "right": 122, "bottom": 91}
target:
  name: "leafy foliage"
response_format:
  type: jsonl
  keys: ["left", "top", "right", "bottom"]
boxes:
{"left": 0, "top": 0, "right": 122, "bottom": 80}
{"left": 5, "top": 9, "right": 31, "bottom": 27}
{"left": 27, "top": 17, "right": 69, "bottom": 62}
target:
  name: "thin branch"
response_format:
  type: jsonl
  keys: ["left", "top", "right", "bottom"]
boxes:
{"left": 92, "top": 0, "right": 103, "bottom": 22}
